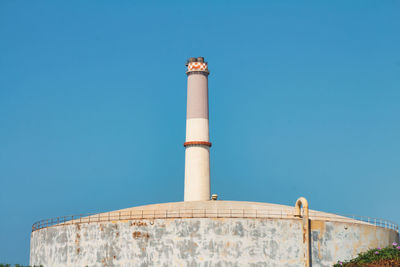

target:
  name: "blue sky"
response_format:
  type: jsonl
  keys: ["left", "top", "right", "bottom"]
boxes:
{"left": 1, "top": 0, "right": 399, "bottom": 264}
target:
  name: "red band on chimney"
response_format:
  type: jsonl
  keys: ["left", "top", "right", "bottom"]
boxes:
{"left": 184, "top": 141, "right": 212, "bottom": 147}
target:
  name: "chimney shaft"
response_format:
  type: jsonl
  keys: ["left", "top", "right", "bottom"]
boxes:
{"left": 184, "top": 58, "right": 211, "bottom": 201}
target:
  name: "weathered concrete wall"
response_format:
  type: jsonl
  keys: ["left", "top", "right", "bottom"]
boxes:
{"left": 30, "top": 218, "right": 398, "bottom": 267}
{"left": 311, "top": 220, "right": 399, "bottom": 266}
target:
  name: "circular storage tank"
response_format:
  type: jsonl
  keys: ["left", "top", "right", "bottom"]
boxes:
{"left": 30, "top": 201, "right": 399, "bottom": 266}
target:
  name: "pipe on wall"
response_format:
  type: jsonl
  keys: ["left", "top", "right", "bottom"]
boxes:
{"left": 295, "top": 197, "right": 310, "bottom": 267}
{"left": 295, "top": 197, "right": 309, "bottom": 217}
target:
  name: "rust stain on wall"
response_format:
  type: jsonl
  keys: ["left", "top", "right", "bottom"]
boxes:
{"left": 132, "top": 231, "right": 150, "bottom": 239}
{"left": 311, "top": 220, "right": 326, "bottom": 259}
{"left": 311, "top": 220, "right": 325, "bottom": 237}
{"left": 75, "top": 233, "right": 80, "bottom": 245}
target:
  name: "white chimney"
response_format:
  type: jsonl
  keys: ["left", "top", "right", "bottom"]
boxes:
{"left": 184, "top": 57, "right": 211, "bottom": 201}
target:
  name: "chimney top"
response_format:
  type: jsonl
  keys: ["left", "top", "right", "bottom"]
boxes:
{"left": 185, "top": 57, "right": 207, "bottom": 66}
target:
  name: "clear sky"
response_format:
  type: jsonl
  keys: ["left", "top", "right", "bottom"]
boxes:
{"left": 1, "top": 0, "right": 399, "bottom": 264}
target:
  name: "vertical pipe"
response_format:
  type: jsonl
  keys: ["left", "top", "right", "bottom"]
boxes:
{"left": 295, "top": 197, "right": 310, "bottom": 267}
{"left": 184, "top": 58, "right": 211, "bottom": 201}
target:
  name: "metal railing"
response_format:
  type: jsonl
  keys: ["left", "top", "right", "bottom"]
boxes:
{"left": 31, "top": 209, "right": 399, "bottom": 232}
{"left": 342, "top": 214, "right": 399, "bottom": 232}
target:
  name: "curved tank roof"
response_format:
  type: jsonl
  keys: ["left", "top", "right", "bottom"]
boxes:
{"left": 33, "top": 200, "right": 394, "bottom": 232}
{"left": 106, "top": 200, "right": 368, "bottom": 224}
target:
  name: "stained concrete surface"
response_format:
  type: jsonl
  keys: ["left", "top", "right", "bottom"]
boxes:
{"left": 30, "top": 217, "right": 398, "bottom": 267}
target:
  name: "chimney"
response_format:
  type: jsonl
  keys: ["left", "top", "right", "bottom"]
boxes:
{"left": 184, "top": 57, "right": 211, "bottom": 201}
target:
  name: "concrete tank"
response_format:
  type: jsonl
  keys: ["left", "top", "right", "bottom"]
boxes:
{"left": 30, "top": 200, "right": 399, "bottom": 266}
{"left": 30, "top": 58, "right": 399, "bottom": 266}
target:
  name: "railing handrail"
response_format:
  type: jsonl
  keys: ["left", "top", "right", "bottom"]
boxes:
{"left": 31, "top": 209, "right": 399, "bottom": 233}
